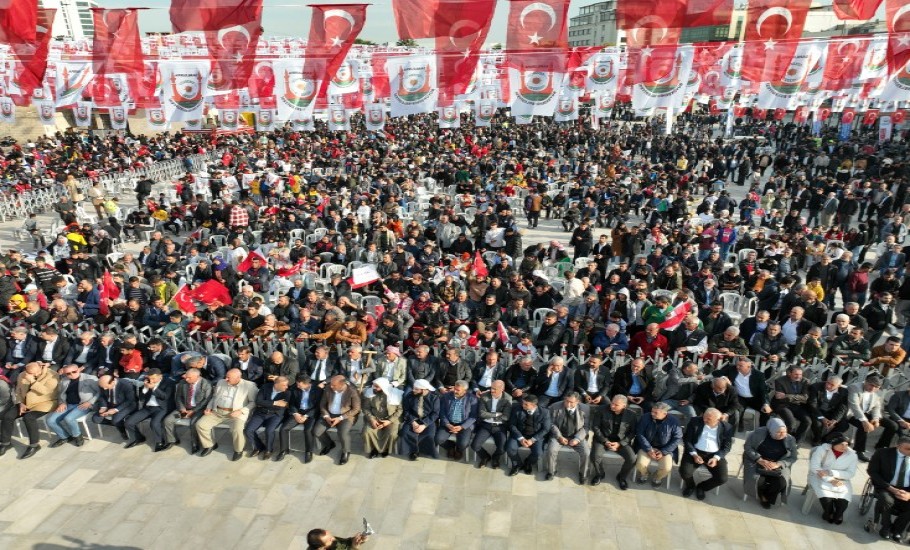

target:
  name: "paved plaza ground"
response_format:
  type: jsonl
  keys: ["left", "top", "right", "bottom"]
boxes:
{"left": 0, "top": 157, "right": 900, "bottom": 549}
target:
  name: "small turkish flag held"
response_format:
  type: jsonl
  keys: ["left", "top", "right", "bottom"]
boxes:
{"left": 171, "top": 284, "right": 196, "bottom": 313}
{"left": 472, "top": 252, "right": 489, "bottom": 278}
{"left": 659, "top": 301, "right": 693, "bottom": 331}
{"left": 236, "top": 248, "right": 267, "bottom": 272}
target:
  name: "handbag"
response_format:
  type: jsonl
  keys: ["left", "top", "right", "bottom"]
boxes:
{"left": 757, "top": 467, "right": 783, "bottom": 477}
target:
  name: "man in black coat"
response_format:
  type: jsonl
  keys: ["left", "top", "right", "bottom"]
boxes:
{"left": 123, "top": 369, "right": 176, "bottom": 450}
{"left": 277, "top": 374, "right": 322, "bottom": 462}
{"left": 590, "top": 395, "right": 638, "bottom": 489}
{"left": 93, "top": 374, "right": 139, "bottom": 439}
{"left": 506, "top": 395, "right": 552, "bottom": 476}
{"left": 679, "top": 408, "right": 734, "bottom": 500}
{"left": 533, "top": 311, "right": 565, "bottom": 356}
{"left": 692, "top": 377, "right": 741, "bottom": 429}
{"left": 868, "top": 438, "right": 910, "bottom": 541}
{"left": 806, "top": 376, "right": 849, "bottom": 446}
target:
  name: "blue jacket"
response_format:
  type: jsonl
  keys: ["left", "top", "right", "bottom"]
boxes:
{"left": 635, "top": 414, "right": 683, "bottom": 462}
{"left": 79, "top": 288, "right": 101, "bottom": 317}
{"left": 591, "top": 331, "right": 629, "bottom": 353}
{"left": 509, "top": 405, "right": 552, "bottom": 442}
{"left": 438, "top": 392, "right": 479, "bottom": 430}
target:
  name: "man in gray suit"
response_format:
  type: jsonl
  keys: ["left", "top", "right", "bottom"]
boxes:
{"left": 46, "top": 365, "right": 99, "bottom": 448}
{"left": 197, "top": 368, "right": 258, "bottom": 461}
{"left": 163, "top": 368, "right": 213, "bottom": 453}
{"left": 847, "top": 373, "right": 884, "bottom": 462}
{"left": 544, "top": 392, "right": 589, "bottom": 484}
{"left": 472, "top": 380, "right": 512, "bottom": 469}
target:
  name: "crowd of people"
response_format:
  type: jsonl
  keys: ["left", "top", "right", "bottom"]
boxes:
{"left": 1, "top": 111, "right": 910, "bottom": 535}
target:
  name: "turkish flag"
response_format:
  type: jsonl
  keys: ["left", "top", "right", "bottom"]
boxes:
{"left": 833, "top": 0, "right": 883, "bottom": 20}
{"left": 276, "top": 259, "right": 305, "bottom": 278}
{"left": 392, "top": 0, "right": 439, "bottom": 39}
{"left": 236, "top": 247, "right": 267, "bottom": 272}
{"left": 472, "top": 251, "right": 489, "bottom": 278}
{"left": 305, "top": 4, "right": 368, "bottom": 95}
{"left": 191, "top": 280, "right": 233, "bottom": 306}
{"left": 10, "top": 8, "right": 54, "bottom": 98}
{"left": 893, "top": 109, "right": 907, "bottom": 123}
{"left": 658, "top": 301, "right": 692, "bottom": 330}
{"left": 685, "top": 0, "right": 734, "bottom": 27}
{"left": 0, "top": 0, "right": 37, "bottom": 45}
{"left": 888, "top": 0, "right": 910, "bottom": 74}
{"left": 693, "top": 41, "right": 733, "bottom": 74}
{"left": 92, "top": 9, "right": 144, "bottom": 76}
{"left": 741, "top": 0, "right": 812, "bottom": 83}
{"left": 369, "top": 52, "right": 392, "bottom": 99}
{"left": 171, "top": 284, "right": 196, "bottom": 313}
{"left": 823, "top": 35, "right": 869, "bottom": 90}
{"left": 506, "top": 0, "right": 571, "bottom": 71}
{"left": 794, "top": 105, "right": 809, "bottom": 123}
{"left": 247, "top": 59, "right": 275, "bottom": 99}
{"left": 863, "top": 109, "right": 880, "bottom": 125}
{"left": 842, "top": 108, "right": 856, "bottom": 124}
{"left": 169, "top": 0, "right": 262, "bottom": 33}
{"left": 817, "top": 106, "right": 832, "bottom": 120}
{"left": 434, "top": 0, "right": 496, "bottom": 103}
{"left": 752, "top": 107, "right": 767, "bottom": 120}
{"left": 207, "top": 21, "right": 262, "bottom": 93}
{"left": 617, "top": 0, "right": 685, "bottom": 30}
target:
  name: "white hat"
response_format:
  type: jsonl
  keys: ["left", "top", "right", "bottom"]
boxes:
{"left": 413, "top": 379, "right": 435, "bottom": 391}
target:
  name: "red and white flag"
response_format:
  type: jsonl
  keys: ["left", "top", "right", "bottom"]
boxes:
{"left": 306, "top": 4, "right": 368, "bottom": 96}
{"left": 833, "top": 0, "right": 883, "bottom": 20}
{"left": 349, "top": 264, "right": 381, "bottom": 289}
{"left": 497, "top": 321, "right": 510, "bottom": 344}
{"left": 506, "top": 0, "right": 571, "bottom": 71}
{"left": 11, "top": 7, "right": 55, "bottom": 99}
{"left": 741, "top": 0, "right": 812, "bottom": 83}
{"left": 236, "top": 247, "right": 268, "bottom": 272}
{"left": 435, "top": 0, "right": 496, "bottom": 104}
{"left": 888, "top": 0, "right": 910, "bottom": 74}
{"left": 91, "top": 9, "right": 144, "bottom": 76}
{"left": 171, "top": 284, "right": 196, "bottom": 313}
{"left": 472, "top": 251, "right": 489, "bottom": 278}
{"left": 658, "top": 301, "right": 693, "bottom": 330}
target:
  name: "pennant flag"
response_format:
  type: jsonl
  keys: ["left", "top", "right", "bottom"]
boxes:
{"left": 497, "top": 321, "right": 510, "bottom": 344}
{"left": 327, "top": 103, "right": 350, "bottom": 131}
{"left": 888, "top": 0, "right": 910, "bottom": 74}
{"left": 684, "top": 0, "right": 734, "bottom": 28}
{"left": 509, "top": 65, "right": 561, "bottom": 117}
{"left": 191, "top": 279, "right": 233, "bottom": 305}
{"left": 349, "top": 264, "right": 381, "bottom": 289}
{"left": 236, "top": 247, "right": 268, "bottom": 272}
{"left": 506, "top": 0, "right": 571, "bottom": 71}
{"left": 160, "top": 60, "right": 210, "bottom": 122}
{"left": 0, "top": 97, "right": 14, "bottom": 124}
{"left": 73, "top": 101, "right": 92, "bottom": 127}
{"left": 472, "top": 251, "right": 489, "bottom": 278}
{"left": 631, "top": 45, "right": 695, "bottom": 111}
{"left": 364, "top": 102, "right": 386, "bottom": 131}
{"left": 741, "top": 0, "right": 812, "bottom": 83}
{"left": 755, "top": 40, "right": 824, "bottom": 110}
{"left": 305, "top": 4, "right": 368, "bottom": 96}
{"left": 54, "top": 61, "right": 94, "bottom": 108}
{"left": 658, "top": 301, "right": 693, "bottom": 330}
{"left": 833, "top": 0, "right": 883, "bottom": 20}
{"left": 392, "top": 0, "right": 438, "bottom": 39}
{"left": 276, "top": 259, "right": 306, "bottom": 278}
{"left": 388, "top": 54, "right": 438, "bottom": 117}
{"left": 171, "top": 284, "right": 196, "bottom": 313}
{"left": 10, "top": 7, "right": 54, "bottom": 99}
{"left": 434, "top": 0, "right": 496, "bottom": 104}
{"left": 92, "top": 9, "right": 144, "bottom": 77}
{"left": 823, "top": 35, "right": 869, "bottom": 90}
{"left": 0, "top": 0, "right": 37, "bottom": 45}
{"left": 169, "top": 0, "right": 263, "bottom": 33}
{"left": 437, "top": 104, "right": 460, "bottom": 128}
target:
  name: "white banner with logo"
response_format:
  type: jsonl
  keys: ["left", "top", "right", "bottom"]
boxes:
{"left": 387, "top": 54, "right": 438, "bottom": 117}
{"left": 364, "top": 102, "right": 385, "bottom": 132}
{"left": 509, "top": 68, "right": 561, "bottom": 117}
{"left": 161, "top": 60, "right": 211, "bottom": 122}
{"left": 273, "top": 58, "right": 320, "bottom": 124}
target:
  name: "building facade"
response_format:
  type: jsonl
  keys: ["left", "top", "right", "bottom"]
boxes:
{"left": 568, "top": 1, "right": 618, "bottom": 47}
{"left": 39, "top": 0, "right": 98, "bottom": 40}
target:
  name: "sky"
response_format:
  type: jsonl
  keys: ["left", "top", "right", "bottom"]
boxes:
{"left": 96, "top": 0, "right": 584, "bottom": 45}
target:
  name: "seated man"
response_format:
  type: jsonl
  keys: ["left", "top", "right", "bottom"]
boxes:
{"left": 314, "top": 375, "right": 361, "bottom": 466}
{"left": 196, "top": 368, "right": 258, "bottom": 461}
{"left": 506, "top": 394, "right": 551, "bottom": 476}
{"left": 435, "top": 380, "right": 478, "bottom": 460}
{"left": 830, "top": 327, "right": 872, "bottom": 365}
{"left": 750, "top": 322, "right": 789, "bottom": 363}
{"left": 655, "top": 361, "right": 703, "bottom": 421}
{"left": 867, "top": 336, "right": 907, "bottom": 377}
{"left": 806, "top": 375, "right": 849, "bottom": 446}
{"left": 574, "top": 356, "right": 611, "bottom": 407}
{"left": 707, "top": 326, "right": 749, "bottom": 358}
{"left": 878, "top": 388, "right": 910, "bottom": 451}
{"left": 162, "top": 367, "right": 213, "bottom": 453}
{"left": 544, "top": 392, "right": 589, "bottom": 484}
{"left": 45, "top": 364, "right": 99, "bottom": 448}
{"left": 692, "top": 377, "right": 740, "bottom": 428}
{"left": 634, "top": 401, "right": 682, "bottom": 487}
{"left": 276, "top": 375, "right": 322, "bottom": 462}
{"left": 770, "top": 365, "right": 812, "bottom": 443}
{"left": 473, "top": 380, "right": 512, "bottom": 469}
{"left": 847, "top": 373, "right": 884, "bottom": 462}
{"left": 244, "top": 376, "right": 291, "bottom": 460}
{"left": 532, "top": 356, "right": 572, "bottom": 408}
{"left": 679, "top": 408, "right": 733, "bottom": 501}
{"left": 361, "top": 377, "right": 402, "bottom": 460}
{"left": 591, "top": 395, "right": 638, "bottom": 490}
{"left": 869, "top": 437, "right": 910, "bottom": 542}
{"left": 713, "top": 357, "right": 771, "bottom": 429}
{"left": 400, "top": 379, "right": 440, "bottom": 461}
{"left": 123, "top": 369, "right": 176, "bottom": 451}
{"left": 610, "top": 357, "right": 653, "bottom": 410}
{"left": 92, "top": 374, "right": 138, "bottom": 439}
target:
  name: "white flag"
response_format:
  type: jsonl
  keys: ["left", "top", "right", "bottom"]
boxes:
{"left": 161, "top": 60, "right": 210, "bottom": 122}
{"left": 328, "top": 104, "right": 349, "bottom": 132}
{"left": 73, "top": 101, "right": 92, "bottom": 127}
{"left": 54, "top": 61, "right": 94, "bottom": 107}
{"left": 509, "top": 67, "right": 561, "bottom": 117}
{"left": 273, "top": 58, "right": 321, "bottom": 124}
{"left": 438, "top": 104, "right": 459, "bottom": 128}
{"left": 388, "top": 54, "right": 438, "bottom": 117}
{"left": 0, "top": 97, "right": 15, "bottom": 124}
{"left": 364, "top": 102, "right": 385, "bottom": 132}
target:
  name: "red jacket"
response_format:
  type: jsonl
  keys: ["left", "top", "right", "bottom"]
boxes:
{"left": 629, "top": 332, "right": 669, "bottom": 359}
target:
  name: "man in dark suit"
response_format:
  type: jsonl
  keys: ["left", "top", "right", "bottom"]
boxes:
{"left": 713, "top": 358, "right": 771, "bottom": 428}
{"left": 506, "top": 394, "right": 552, "bottom": 476}
{"left": 692, "top": 377, "right": 740, "bottom": 429}
{"left": 244, "top": 376, "right": 291, "bottom": 460}
{"left": 314, "top": 375, "right": 361, "bottom": 465}
{"left": 92, "top": 374, "right": 138, "bottom": 439}
{"left": 665, "top": 316, "right": 708, "bottom": 358}
{"left": 472, "top": 380, "right": 512, "bottom": 469}
{"left": 435, "top": 380, "right": 478, "bottom": 460}
{"left": 3, "top": 326, "right": 37, "bottom": 381}
{"left": 574, "top": 356, "right": 611, "bottom": 407}
{"left": 35, "top": 327, "right": 71, "bottom": 369}
{"left": 544, "top": 393, "right": 589, "bottom": 483}
{"left": 232, "top": 346, "right": 264, "bottom": 385}
{"left": 590, "top": 395, "right": 638, "bottom": 489}
{"left": 123, "top": 369, "right": 176, "bottom": 451}
{"left": 301, "top": 345, "right": 340, "bottom": 389}
{"left": 806, "top": 375, "right": 849, "bottom": 446}
{"left": 879, "top": 390, "right": 910, "bottom": 451}
{"left": 679, "top": 408, "right": 734, "bottom": 500}
{"left": 400, "top": 379, "right": 440, "bottom": 461}
{"left": 66, "top": 331, "right": 101, "bottom": 375}
{"left": 261, "top": 351, "right": 299, "bottom": 385}
{"left": 532, "top": 357, "right": 573, "bottom": 408}
{"left": 277, "top": 374, "right": 322, "bottom": 462}
{"left": 533, "top": 311, "right": 565, "bottom": 356}
{"left": 610, "top": 357, "right": 653, "bottom": 410}
{"left": 770, "top": 365, "right": 812, "bottom": 443}
{"left": 471, "top": 351, "right": 506, "bottom": 394}
{"left": 162, "top": 367, "right": 212, "bottom": 453}
{"left": 406, "top": 345, "right": 440, "bottom": 389}
{"left": 868, "top": 438, "right": 910, "bottom": 542}
{"left": 145, "top": 339, "right": 176, "bottom": 375}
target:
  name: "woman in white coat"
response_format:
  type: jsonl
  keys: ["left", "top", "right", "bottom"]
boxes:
{"left": 808, "top": 432, "right": 858, "bottom": 524}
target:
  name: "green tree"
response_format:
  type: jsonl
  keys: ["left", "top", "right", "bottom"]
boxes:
{"left": 354, "top": 38, "right": 376, "bottom": 45}
{"left": 396, "top": 38, "right": 418, "bottom": 47}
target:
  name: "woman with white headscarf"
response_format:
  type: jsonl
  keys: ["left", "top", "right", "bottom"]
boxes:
{"left": 743, "top": 417, "right": 798, "bottom": 508}
{"left": 362, "top": 377, "right": 403, "bottom": 458}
